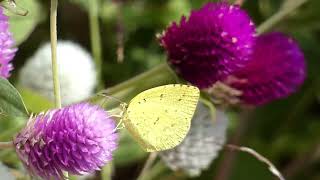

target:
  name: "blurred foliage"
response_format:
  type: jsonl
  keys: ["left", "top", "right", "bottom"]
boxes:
{"left": 5, "top": 0, "right": 44, "bottom": 45}
{"left": 0, "top": 0, "right": 318, "bottom": 180}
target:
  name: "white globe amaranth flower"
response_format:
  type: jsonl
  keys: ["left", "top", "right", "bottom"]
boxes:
{"left": 0, "top": 162, "right": 15, "bottom": 180}
{"left": 160, "top": 103, "right": 228, "bottom": 177}
{"left": 19, "top": 41, "right": 97, "bottom": 106}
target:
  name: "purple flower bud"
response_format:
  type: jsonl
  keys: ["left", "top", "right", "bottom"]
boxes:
{"left": 229, "top": 32, "right": 306, "bottom": 105}
{"left": 14, "top": 103, "right": 118, "bottom": 179}
{"left": 160, "top": 2, "right": 256, "bottom": 88}
{"left": 0, "top": 7, "right": 17, "bottom": 78}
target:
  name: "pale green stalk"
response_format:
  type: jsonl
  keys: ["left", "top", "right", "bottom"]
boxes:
{"left": 0, "top": 141, "right": 13, "bottom": 149}
{"left": 89, "top": 0, "right": 104, "bottom": 90}
{"left": 257, "top": 0, "right": 308, "bottom": 34}
{"left": 50, "top": 0, "right": 67, "bottom": 178}
{"left": 136, "top": 152, "right": 158, "bottom": 180}
{"left": 50, "top": 0, "right": 61, "bottom": 109}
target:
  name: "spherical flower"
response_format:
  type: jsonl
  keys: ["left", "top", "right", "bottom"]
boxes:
{"left": 0, "top": 7, "right": 17, "bottom": 78}
{"left": 19, "top": 41, "right": 96, "bottom": 106}
{"left": 159, "top": 2, "right": 256, "bottom": 88}
{"left": 160, "top": 103, "right": 228, "bottom": 177}
{"left": 228, "top": 32, "right": 306, "bottom": 105}
{"left": 14, "top": 103, "right": 118, "bottom": 179}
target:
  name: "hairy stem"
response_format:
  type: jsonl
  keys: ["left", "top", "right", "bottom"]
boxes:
{"left": 89, "top": 0, "right": 104, "bottom": 89}
{"left": 0, "top": 141, "right": 13, "bottom": 149}
{"left": 137, "top": 152, "right": 158, "bottom": 180}
{"left": 50, "top": 0, "right": 61, "bottom": 109}
{"left": 51, "top": 0, "right": 67, "bottom": 178}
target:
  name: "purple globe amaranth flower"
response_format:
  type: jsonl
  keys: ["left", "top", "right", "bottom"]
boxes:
{"left": 14, "top": 103, "right": 118, "bottom": 179}
{"left": 0, "top": 7, "right": 17, "bottom": 78}
{"left": 159, "top": 2, "right": 256, "bottom": 88}
{"left": 228, "top": 32, "right": 306, "bottom": 105}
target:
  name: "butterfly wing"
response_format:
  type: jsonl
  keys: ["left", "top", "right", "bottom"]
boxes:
{"left": 124, "top": 84, "right": 200, "bottom": 152}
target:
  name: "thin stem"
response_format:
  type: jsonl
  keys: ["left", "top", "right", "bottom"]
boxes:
{"left": 257, "top": 0, "right": 308, "bottom": 34}
{"left": 0, "top": 141, "right": 13, "bottom": 149}
{"left": 115, "top": 1, "right": 125, "bottom": 63}
{"left": 105, "top": 63, "right": 169, "bottom": 95}
{"left": 89, "top": 0, "right": 104, "bottom": 90}
{"left": 225, "top": 144, "right": 285, "bottom": 180}
{"left": 101, "top": 162, "right": 113, "bottom": 180}
{"left": 214, "top": 110, "right": 252, "bottom": 180}
{"left": 51, "top": 0, "right": 66, "bottom": 178}
{"left": 137, "top": 152, "right": 158, "bottom": 180}
{"left": 50, "top": 0, "right": 61, "bottom": 109}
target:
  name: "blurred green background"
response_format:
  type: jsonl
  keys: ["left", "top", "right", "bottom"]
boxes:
{"left": 2, "top": 0, "right": 320, "bottom": 179}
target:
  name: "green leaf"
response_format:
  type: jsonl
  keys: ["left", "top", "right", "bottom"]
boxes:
{"left": 0, "top": 78, "right": 28, "bottom": 117}
{"left": 5, "top": 0, "right": 44, "bottom": 45}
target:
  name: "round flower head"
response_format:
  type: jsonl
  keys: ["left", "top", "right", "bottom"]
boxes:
{"left": 228, "top": 32, "right": 306, "bottom": 105}
{"left": 0, "top": 7, "right": 17, "bottom": 78}
{"left": 160, "top": 103, "right": 228, "bottom": 177}
{"left": 160, "top": 2, "right": 256, "bottom": 88}
{"left": 14, "top": 103, "right": 118, "bottom": 179}
{"left": 19, "top": 41, "right": 96, "bottom": 106}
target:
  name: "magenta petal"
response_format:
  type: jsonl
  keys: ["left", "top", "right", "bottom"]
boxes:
{"left": 230, "top": 32, "right": 306, "bottom": 105}
{"left": 14, "top": 103, "right": 118, "bottom": 179}
{"left": 160, "top": 2, "right": 256, "bottom": 88}
{"left": 0, "top": 7, "right": 16, "bottom": 78}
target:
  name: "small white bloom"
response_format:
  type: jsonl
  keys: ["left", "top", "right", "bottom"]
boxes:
{"left": 19, "top": 41, "right": 97, "bottom": 106}
{"left": 160, "top": 103, "right": 228, "bottom": 177}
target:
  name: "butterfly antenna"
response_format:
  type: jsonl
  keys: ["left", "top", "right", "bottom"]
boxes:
{"left": 98, "top": 92, "right": 126, "bottom": 105}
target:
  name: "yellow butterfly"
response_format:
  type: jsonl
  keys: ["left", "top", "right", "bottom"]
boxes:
{"left": 121, "top": 84, "right": 200, "bottom": 152}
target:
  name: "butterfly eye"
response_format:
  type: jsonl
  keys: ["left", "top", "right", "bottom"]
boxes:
{"left": 1, "top": 0, "right": 28, "bottom": 16}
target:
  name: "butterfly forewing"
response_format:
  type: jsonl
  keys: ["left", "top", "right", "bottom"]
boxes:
{"left": 124, "top": 84, "right": 200, "bottom": 152}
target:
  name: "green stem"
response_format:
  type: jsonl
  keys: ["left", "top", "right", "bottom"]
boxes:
{"left": 101, "top": 162, "right": 113, "bottom": 180}
{"left": 51, "top": 0, "right": 67, "bottom": 178}
{"left": 0, "top": 141, "right": 13, "bottom": 149}
{"left": 105, "top": 63, "right": 170, "bottom": 95}
{"left": 257, "top": 0, "right": 308, "bottom": 34}
{"left": 50, "top": 0, "right": 62, "bottom": 109}
{"left": 89, "top": 0, "right": 104, "bottom": 90}
{"left": 137, "top": 152, "right": 158, "bottom": 180}
{"left": 139, "top": 161, "right": 168, "bottom": 180}
{"left": 89, "top": 63, "right": 174, "bottom": 109}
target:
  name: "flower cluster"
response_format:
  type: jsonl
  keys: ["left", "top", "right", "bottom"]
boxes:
{"left": 0, "top": 7, "right": 17, "bottom": 78}
{"left": 160, "top": 103, "right": 228, "bottom": 177}
{"left": 160, "top": 2, "right": 256, "bottom": 88}
{"left": 14, "top": 103, "right": 118, "bottom": 179}
{"left": 161, "top": 2, "right": 306, "bottom": 105}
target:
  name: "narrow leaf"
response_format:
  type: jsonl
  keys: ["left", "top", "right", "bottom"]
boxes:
{"left": 0, "top": 78, "right": 28, "bottom": 117}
